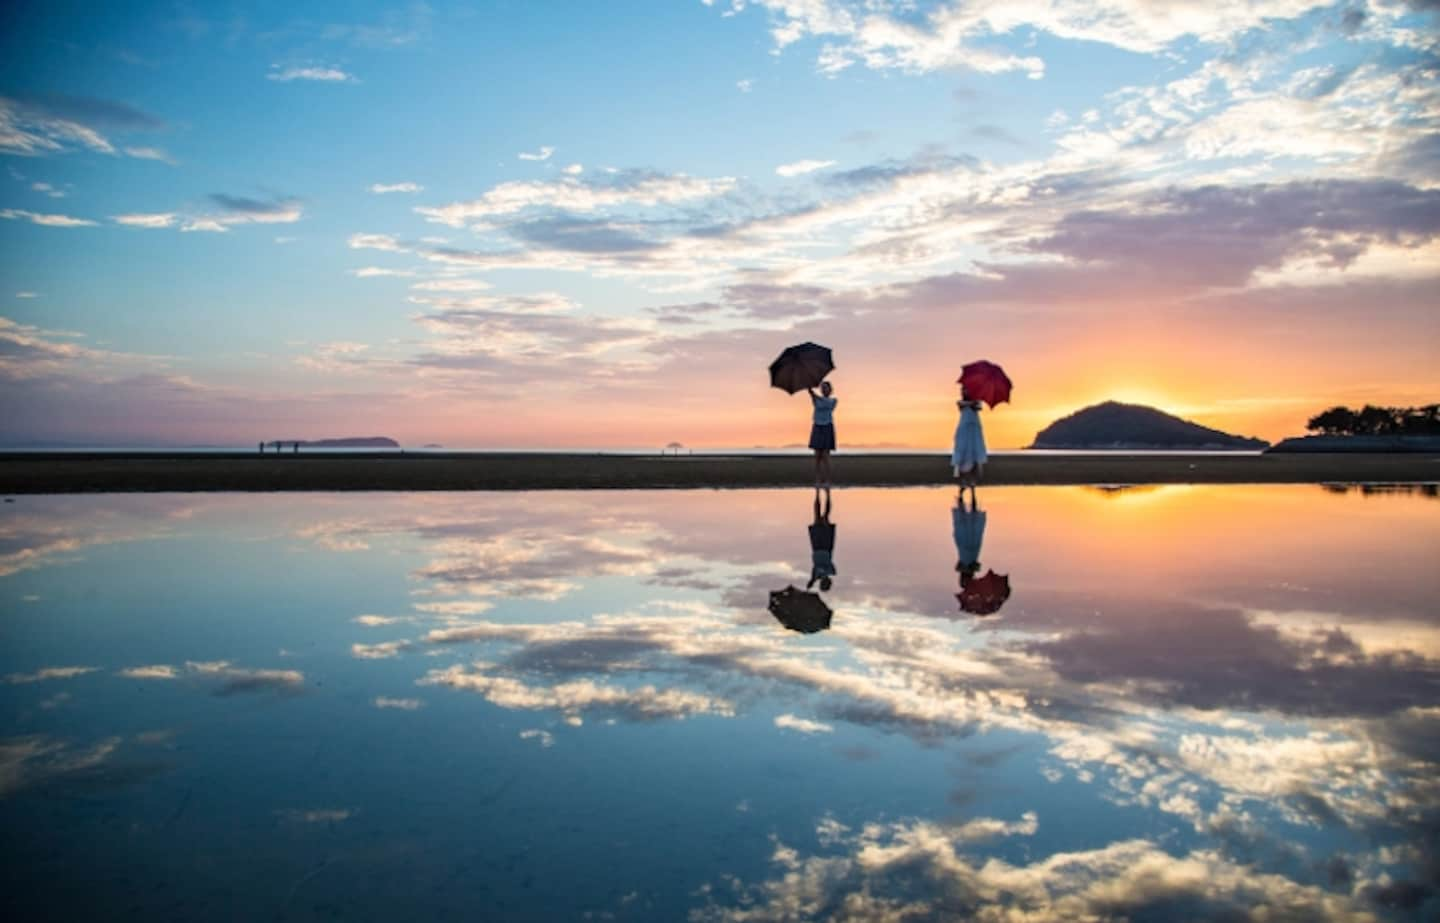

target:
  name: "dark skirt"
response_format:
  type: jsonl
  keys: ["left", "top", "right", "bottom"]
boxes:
{"left": 809, "top": 423, "right": 836, "bottom": 452}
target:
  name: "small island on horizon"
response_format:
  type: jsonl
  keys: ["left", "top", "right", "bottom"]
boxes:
{"left": 281, "top": 437, "right": 400, "bottom": 449}
{"left": 1029, "top": 401, "right": 1269, "bottom": 451}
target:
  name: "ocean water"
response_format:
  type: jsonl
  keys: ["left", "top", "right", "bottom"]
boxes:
{"left": 1, "top": 485, "right": 1436, "bottom": 921}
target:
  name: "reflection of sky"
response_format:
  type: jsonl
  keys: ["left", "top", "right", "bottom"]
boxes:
{"left": 1, "top": 487, "right": 1437, "bottom": 920}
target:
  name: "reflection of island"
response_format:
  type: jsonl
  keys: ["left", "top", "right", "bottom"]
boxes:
{"left": 1030, "top": 402, "right": 1267, "bottom": 450}
{"left": 953, "top": 492, "right": 1011, "bottom": 616}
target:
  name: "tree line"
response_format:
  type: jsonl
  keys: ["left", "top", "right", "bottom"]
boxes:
{"left": 1306, "top": 404, "right": 1440, "bottom": 437}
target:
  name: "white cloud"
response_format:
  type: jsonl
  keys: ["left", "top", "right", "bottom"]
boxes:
{"left": 415, "top": 172, "right": 736, "bottom": 227}
{"left": 14, "top": 291, "right": 38, "bottom": 299}
{"left": 370, "top": 182, "right": 423, "bottom": 194}
{"left": 775, "top": 158, "right": 837, "bottom": 177}
{"left": 112, "top": 212, "right": 177, "bottom": 229}
{"left": 31, "top": 181, "right": 63, "bottom": 197}
{"left": 349, "top": 232, "right": 406, "bottom": 252}
{"left": 181, "top": 218, "right": 227, "bottom": 233}
{"left": 737, "top": 78, "right": 754, "bottom": 92}
{"left": 123, "top": 146, "right": 175, "bottom": 164}
{"left": 267, "top": 66, "right": 355, "bottom": 83}
{"left": 0, "top": 208, "right": 96, "bottom": 227}
{"left": 519, "top": 728, "right": 556, "bottom": 747}
{"left": 351, "top": 267, "right": 416, "bottom": 278}
{"left": 410, "top": 278, "right": 492, "bottom": 293}
{"left": 374, "top": 696, "right": 425, "bottom": 710}
{"left": 562, "top": 163, "right": 584, "bottom": 175}
{"left": 3, "top": 666, "right": 98, "bottom": 684}
{"left": 119, "top": 665, "right": 179, "bottom": 680}
{"left": 774, "top": 713, "right": 834, "bottom": 734}
{"left": 518, "top": 145, "right": 555, "bottom": 161}
{"left": 354, "top": 614, "right": 409, "bottom": 626}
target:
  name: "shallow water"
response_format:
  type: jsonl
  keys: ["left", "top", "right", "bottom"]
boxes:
{"left": 2, "top": 485, "right": 1437, "bottom": 921}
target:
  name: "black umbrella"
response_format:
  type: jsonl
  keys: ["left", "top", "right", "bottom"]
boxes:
{"left": 769, "top": 342, "right": 834, "bottom": 394}
{"left": 769, "top": 585, "right": 833, "bottom": 633}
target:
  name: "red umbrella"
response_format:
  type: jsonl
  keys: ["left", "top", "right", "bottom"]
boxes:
{"left": 957, "top": 569, "right": 1011, "bottom": 616}
{"left": 958, "top": 360, "right": 1012, "bottom": 408}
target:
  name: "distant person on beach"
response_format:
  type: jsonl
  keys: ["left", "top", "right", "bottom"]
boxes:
{"left": 807, "top": 488, "right": 836, "bottom": 591}
{"left": 808, "top": 380, "right": 837, "bottom": 487}
{"left": 953, "top": 384, "right": 987, "bottom": 499}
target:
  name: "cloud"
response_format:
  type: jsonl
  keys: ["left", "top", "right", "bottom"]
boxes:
{"left": 30, "top": 181, "right": 64, "bottom": 197}
{"left": 737, "top": 78, "right": 754, "bottom": 92}
{"left": 183, "top": 660, "right": 305, "bottom": 696}
{"left": 370, "top": 182, "right": 423, "bottom": 194}
{"left": 518, "top": 145, "right": 555, "bottom": 161}
{"left": 351, "top": 267, "right": 416, "bottom": 278}
{"left": 267, "top": 66, "right": 355, "bottom": 83}
{"left": 118, "top": 665, "right": 179, "bottom": 680}
{"left": 775, "top": 159, "right": 837, "bottom": 177}
{"left": 3, "top": 666, "right": 98, "bottom": 684}
{"left": 0, "top": 208, "right": 96, "bottom": 227}
{"left": 0, "top": 94, "right": 163, "bottom": 158}
{"left": 414, "top": 169, "right": 735, "bottom": 227}
{"left": 373, "top": 696, "right": 424, "bottom": 710}
{"left": 562, "top": 164, "right": 584, "bottom": 176}
{"left": 112, "top": 212, "right": 177, "bottom": 229}
{"left": 519, "top": 728, "right": 555, "bottom": 747}
{"left": 774, "top": 713, "right": 834, "bottom": 734}
{"left": 692, "top": 816, "right": 1374, "bottom": 922}
{"left": 419, "top": 663, "right": 735, "bottom": 722}
{"left": 14, "top": 292, "right": 38, "bottom": 299}
{"left": 123, "top": 146, "right": 175, "bottom": 164}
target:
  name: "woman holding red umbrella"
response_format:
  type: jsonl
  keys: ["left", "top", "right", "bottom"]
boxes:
{"left": 952, "top": 385, "right": 987, "bottom": 498}
{"left": 953, "top": 360, "right": 1011, "bottom": 500}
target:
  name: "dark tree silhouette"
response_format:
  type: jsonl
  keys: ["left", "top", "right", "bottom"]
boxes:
{"left": 1306, "top": 404, "right": 1440, "bottom": 436}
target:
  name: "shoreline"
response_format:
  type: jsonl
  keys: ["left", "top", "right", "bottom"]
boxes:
{"left": 3, "top": 451, "right": 1438, "bottom": 493}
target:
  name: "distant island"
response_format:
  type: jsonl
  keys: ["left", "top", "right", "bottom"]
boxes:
{"left": 1030, "top": 402, "right": 1268, "bottom": 450}
{"left": 286, "top": 437, "right": 400, "bottom": 448}
{"left": 1268, "top": 403, "right": 1439, "bottom": 453}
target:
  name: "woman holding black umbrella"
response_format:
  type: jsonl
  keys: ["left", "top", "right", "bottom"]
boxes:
{"left": 769, "top": 342, "right": 838, "bottom": 489}
{"left": 808, "top": 380, "right": 837, "bottom": 488}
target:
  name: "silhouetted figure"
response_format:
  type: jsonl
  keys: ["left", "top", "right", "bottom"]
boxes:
{"left": 807, "top": 488, "right": 836, "bottom": 591}
{"left": 293, "top": 441, "right": 299, "bottom": 454}
{"left": 953, "top": 384, "right": 987, "bottom": 503}
{"left": 258, "top": 441, "right": 264, "bottom": 454}
{"left": 807, "top": 381, "right": 837, "bottom": 488}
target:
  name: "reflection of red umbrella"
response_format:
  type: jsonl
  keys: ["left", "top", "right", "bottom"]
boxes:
{"left": 958, "top": 569, "right": 1011, "bottom": 616}
{"left": 958, "top": 360, "right": 1012, "bottom": 408}
{"left": 770, "top": 342, "right": 834, "bottom": 394}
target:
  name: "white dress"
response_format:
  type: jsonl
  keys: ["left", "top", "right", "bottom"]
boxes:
{"left": 952, "top": 403, "right": 987, "bottom": 474}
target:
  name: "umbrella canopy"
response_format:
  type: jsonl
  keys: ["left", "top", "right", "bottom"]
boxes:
{"left": 958, "top": 360, "right": 1012, "bottom": 408}
{"left": 957, "top": 569, "right": 1011, "bottom": 616}
{"left": 769, "top": 585, "right": 833, "bottom": 633}
{"left": 770, "top": 342, "right": 834, "bottom": 394}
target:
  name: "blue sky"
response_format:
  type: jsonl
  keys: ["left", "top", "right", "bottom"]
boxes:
{"left": 2, "top": 1, "right": 1437, "bottom": 447}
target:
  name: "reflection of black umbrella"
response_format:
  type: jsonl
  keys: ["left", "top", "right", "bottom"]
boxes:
{"left": 958, "top": 570, "right": 1011, "bottom": 616}
{"left": 769, "top": 585, "right": 833, "bottom": 633}
{"left": 769, "top": 342, "right": 834, "bottom": 394}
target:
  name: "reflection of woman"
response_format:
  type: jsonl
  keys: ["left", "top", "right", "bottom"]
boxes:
{"left": 807, "top": 488, "right": 836, "bottom": 591}
{"left": 952, "top": 384, "right": 987, "bottom": 500}
{"left": 953, "top": 490, "right": 986, "bottom": 579}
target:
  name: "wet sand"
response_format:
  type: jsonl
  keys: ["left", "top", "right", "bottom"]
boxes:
{"left": 2, "top": 451, "right": 1437, "bottom": 493}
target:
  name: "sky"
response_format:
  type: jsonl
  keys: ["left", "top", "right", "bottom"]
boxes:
{"left": 1, "top": 0, "right": 1437, "bottom": 449}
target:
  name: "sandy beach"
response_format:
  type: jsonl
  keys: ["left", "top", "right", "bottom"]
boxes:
{"left": 2, "top": 451, "right": 1436, "bottom": 493}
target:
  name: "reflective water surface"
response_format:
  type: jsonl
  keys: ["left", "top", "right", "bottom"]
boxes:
{"left": 2, "top": 486, "right": 1437, "bottom": 921}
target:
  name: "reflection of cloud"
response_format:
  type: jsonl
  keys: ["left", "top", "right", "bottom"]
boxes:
{"left": 519, "top": 729, "right": 555, "bottom": 748}
{"left": 3, "top": 666, "right": 97, "bottom": 684}
{"left": 118, "top": 665, "right": 179, "bottom": 680}
{"left": 116, "top": 660, "right": 306, "bottom": 696}
{"left": 418, "top": 662, "right": 734, "bottom": 722}
{"left": 774, "top": 714, "right": 833, "bottom": 734}
{"left": 692, "top": 814, "right": 1371, "bottom": 922}
{"left": 373, "top": 696, "right": 424, "bottom": 710}
{"left": 276, "top": 808, "right": 353, "bottom": 823}
{"left": 351, "top": 640, "right": 411, "bottom": 660}
{"left": 0, "top": 734, "right": 170, "bottom": 797}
